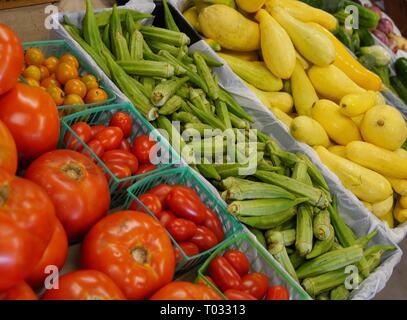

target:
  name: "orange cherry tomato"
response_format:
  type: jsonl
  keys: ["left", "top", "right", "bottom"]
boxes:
{"left": 59, "top": 53, "right": 79, "bottom": 69}
{"left": 39, "top": 65, "right": 50, "bottom": 80}
{"left": 63, "top": 94, "right": 84, "bottom": 106}
{"left": 64, "top": 79, "right": 87, "bottom": 98}
{"left": 55, "top": 62, "right": 78, "bottom": 85}
{"left": 25, "top": 48, "right": 44, "bottom": 66}
{"left": 81, "top": 74, "right": 99, "bottom": 90}
{"left": 23, "top": 65, "right": 41, "bottom": 81}
{"left": 25, "top": 78, "right": 40, "bottom": 87}
{"left": 41, "top": 76, "right": 61, "bottom": 89}
{"left": 85, "top": 88, "right": 108, "bottom": 104}
{"left": 43, "top": 56, "right": 59, "bottom": 74}
{"left": 47, "top": 86, "right": 65, "bottom": 106}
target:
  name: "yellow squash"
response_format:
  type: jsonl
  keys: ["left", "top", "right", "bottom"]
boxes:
{"left": 199, "top": 5, "right": 260, "bottom": 51}
{"left": 361, "top": 201, "right": 373, "bottom": 212}
{"left": 271, "top": 107, "right": 293, "bottom": 127}
{"left": 183, "top": 6, "right": 201, "bottom": 32}
{"left": 371, "top": 195, "right": 394, "bottom": 219}
{"left": 399, "top": 196, "right": 407, "bottom": 208}
{"left": 220, "top": 49, "right": 259, "bottom": 61}
{"left": 339, "top": 92, "right": 377, "bottom": 117}
{"left": 296, "top": 51, "right": 309, "bottom": 70}
{"left": 312, "top": 99, "right": 361, "bottom": 145}
{"left": 394, "top": 202, "right": 407, "bottom": 224}
{"left": 351, "top": 115, "right": 365, "bottom": 128}
{"left": 290, "top": 116, "right": 330, "bottom": 147}
{"left": 315, "top": 146, "right": 393, "bottom": 203}
{"left": 346, "top": 141, "right": 407, "bottom": 179}
{"left": 382, "top": 207, "right": 395, "bottom": 228}
{"left": 236, "top": 0, "right": 266, "bottom": 13}
{"left": 291, "top": 61, "right": 318, "bottom": 117}
{"left": 386, "top": 176, "right": 407, "bottom": 196}
{"left": 328, "top": 145, "right": 347, "bottom": 158}
{"left": 255, "top": 9, "right": 296, "bottom": 79}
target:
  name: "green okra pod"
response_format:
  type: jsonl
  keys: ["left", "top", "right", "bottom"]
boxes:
{"left": 297, "top": 153, "right": 330, "bottom": 191}
{"left": 216, "top": 100, "right": 232, "bottom": 130}
{"left": 158, "top": 95, "right": 185, "bottom": 116}
{"left": 306, "top": 225, "right": 335, "bottom": 260}
{"left": 238, "top": 207, "right": 297, "bottom": 230}
{"left": 249, "top": 227, "right": 267, "bottom": 248}
{"left": 187, "top": 101, "right": 227, "bottom": 130}
{"left": 95, "top": 9, "right": 152, "bottom": 28}
{"left": 302, "top": 268, "right": 351, "bottom": 297}
{"left": 354, "top": 230, "right": 379, "bottom": 249}
{"left": 162, "top": 0, "right": 180, "bottom": 32}
{"left": 313, "top": 210, "right": 332, "bottom": 241}
{"left": 330, "top": 285, "right": 350, "bottom": 300}
{"left": 84, "top": 0, "right": 104, "bottom": 54}
{"left": 196, "top": 164, "right": 221, "bottom": 181}
{"left": 363, "top": 244, "right": 396, "bottom": 257}
{"left": 296, "top": 205, "right": 314, "bottom": 257}
{"left": 193, "top": 51, "right": 219, "bottom": 99}
{"left": 172, "top": 111, "right": 201, "bottom": 124}
{"left": 184, "top": 123, "right": 214, "bottom": 136}
{"left": 292, "top": 160, "right": 313, "bottom": 186}
{"left": 151, "top": 77, "right": 189, "bottom": 107}
{"left": 102, "top": 23, "right": 111, "bottom": 50}
{"left": 141, "top": 77, "right": 155, "bottom": 97}
{"left": 129, "top": 30, "right": 144, "bottom": 61}
{"left": 328, "top": 203, "right": 356, "bottom": 248}
{"left": 266, "top": 229, "right": 296, "bottom": 247}
{"left": 229, "top": 198, "right": 308, "bottom": 217}
{"left": 118, "top": 60, "right": 175, "bottom": 78}
{"left": 289, "top": 251, "right": 306, "bottom": 269}
{"left": 141, "top": 26, "right": 190, "bottom": 46}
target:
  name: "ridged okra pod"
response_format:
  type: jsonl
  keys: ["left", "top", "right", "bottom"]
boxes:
{"left": 141, "top": 77, "right": 155, "bottom": 97}
{"left": 216, "top": 100, "right": 232, "bottom": 130}
{"left": 83, "top": 0, "right": 103, "bottom": 54}
{"left": 193, "top": 52, "right": 219, "bottom": 100}
{"left": 190, "top": 88, "right": 211, "bottom": 113}
{"left": 109, "top": 5, "right": 123, "bottom": 59}
{"left": 118, "top": 60, "right": 175, "bottom": 78}
{"left": 151, "top": 77, "right": 189, "bottom": 107}
{"left": 229, "top": 198, "right": 308, "bottom": 217}
{"left": 354, "top": 230, "right": 378, "bottom": 249}
{"left": 238, "top": 207, "right": 297, "bottom": 230}
{"left": 289, "top": 251, "right": 306, "bottom": 270}
{"left": 187, "top": 102, "right": 226, "bottom": 130}
{"left": 129, "top": 30, "right": 144, "bottom": 60}
{"left": 172, "top": 111, "right": 200, "bottom": 124}
{"left": 140, "top": 26, "right": 190, "bottom": 47}
{"left": 102, "top": 24, "right": 110, "bottom": 50}
{"left": 184, "top": 123, "right": 214, "bottom": 136}
{"left": 306, "top": 225, "right": 335, "bottom": 259}
{"left": 114, "top": 32, "right": 131, "bottom": 61}
{"left": 218, "top": 89, "right": 254, "bottom": 122}
{"left": 292, "top": 160, "right": 313, "bottom": 186}
{"left": 330, "top": 285, "right": 350, "bottom": 300}
{"left": 313, "top": 210, "right": 332, "bottom": 241}
{"left": 266, "top": 229, "right": 296, "bottom": 247}
{"left": 302, "top": 268, "right": 349, "bottom": 297}
{"left": 328, "top": 203, "right": 356, "bottom": 247}
{"left": 296, "top": 205, "right": 314, "bottom": 257}
{"left": 196, "top": 164, "right": 221, "bottom": 181}
{"left": 297, "top": 153, "right": 330, "bottom": 191}
{"left": 162, "top": 0, "right": 180, "bottom": 32}
{"left": 249, "top": 227, "right": 267, "bottom": 248}
{"left": 158, "top": 95, "right": 185, "bottom": 116}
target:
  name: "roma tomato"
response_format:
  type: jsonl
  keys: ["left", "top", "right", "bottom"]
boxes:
{"left": 26, "top": 219, "right": 68, "bottom": 289}
{"left": 0, "top": 83, "right": 60, "bottom": 162}
{"left": 82, "top": 139, "right": 105, "bottom": 162}
{"left": 42, "top": 270, "right": 125, "bottom": 300}
{"left": 119, "top": 139, "right": 132, "bottom": 152}
{"left": 25, "top": 150, "right": 110, "bottom": 241}
{"left": 202, "top": 208, "right": 224, "bottom": 242}
{"left": 110, "top": 112, "right": 133, "bottom": 138}
{"left": 190, "top": 225, "right": 218, "bottom": 252}
{"left": 0, "top": 282, "right": 38, "bottom": 300}
{"left": 167, "top": 218, "right": 197, "bottom": 242}
{"left": 0, "top": 23, "right": 24, "bottom": 95}
{"left": 166, "top": 186, "right": 206, "bottom": 224}
{"left": 90, "top": 124, "right": 106, "bottom": 137}
{"left": 157, "top": 210, "right": 176, "bottom": 228}
{"left": 0, "top": 120, "right": 17, "bottom": 175}
{"left": 175, "top": 242, "right": 200, "bottom": 262}
{"left": 223, "top": 250, "right": 250, "bottom": 277}
{"left": 63, "top": 122, "right": 92, "bottom": 151}
{"left": 104, "top": 163, "right": 132, "bottom": 189}
{"left": 135, "top": 163, "right": 157, "bottom": 176}
{"left": 147, "top": 184, "right": 173, "bottom": 205}
{"left": 130, "top": 193, "right": 162, "bottom": 216}
{"left": 81, "top": 211, "right": 175, "bottom": 300}
{"left": 197, "top": 276, "right": 217, "bottom": 288}
{"left": 208, "top": 256, "right": 242, "bottom": 292}
{"left": 101, "top": 150, "right": 138, "bottom": 174}
{"left": 266, "top": 286, "right": 290, "bottom": 300}
{"left": 150, "top": 282, "right": 222, "bottom": 300}
{"left": 241, "top": 272, "right": 269, "bottom": 300}
{"left": 95, "top": 127, "right": 123, "bottom": 151}
{"left": 132, "top": 135, "right": 156, "bottom": 164}
{"left": 224, "top": 289, "right": 257, "bottom": 300}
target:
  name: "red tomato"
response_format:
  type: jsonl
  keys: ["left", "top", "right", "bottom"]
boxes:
{"left": 110, "top": 112, "right": 133, "bottom": 138}
{"left": 25, "top": 150, "right": 110, "bottom": 241}
{"left": 0, "top": 282, "right": 38, "bottom": 300}
{"left": 0, "top": 119, "right": 17, "bottom": 175}
{"left": 105, "top": 163, "right": 132, "bottom": 189}
{"left": 224, "top": 289, "right": 257, "bottom": 300}
{"left": 0, "top": 169, "right": 57, "bottom": 290}
{"left": 223, "top": 250, "right": 250, "bottom": 277}
{"left": 130, "top": 193, "right": 162, "bottom": 216}
{"left": 147, "top": 184, "right": 173, "bottom": 205}
{"left": 150, "top": 282, "right": 222, "bottom": 300}
{"left": 166, "top": 186, "right": 207, "bottom": 224}
{"left": 132, "top": 135, "right": 156, "bottom": 164}
{"left": 208, "top": 256, "right": 242, "bottom": 292}
{"left": 167, "top": 218, "right": 197, "bottom": 242}
{"left": 202, "top": 208, "right": 225, "bottom": 242}
{"left": 135, "top": 163, "right": 157, "bottom": 176}
{"left": 157, "top": 210, "right": 176, "bottom": 228}
{"left": 101, "top": 150, "right": 139, "bottom": 174}
{"left": 0, "top": 83, "right": 60, "bottom": 162}
{"left": 197, "top": 276, "right": 217, "bottom": 288}
{"left": 119, "top": 139, "right": 132, "bottom": 152}
{"left": 81, "top": 211, "right": 175, "bottom": 300}
{"left": 95, "top": 127, "right": 123, "bottom": 151}
{"left": 241, "top": 272, "right": 269, "bottom": 299}
{"left": 82, "top": 139, "right": 105, "bottom": 162}
{"left": 63, "top": 122, "right": 92, "bottom": 151}
{"left": 266, "top": 286, "right": 290, "bottom": 300}
{"left": 190, "top": 225, "right": 219, "bottom": 252}
{"left": 26, "top": 219, "right": 68, "bottom": 289}
{"left": 175, "top": 242, "right": 200, "bottom": 260}
{"left": 90, "top": 125, "right": 107, "bottom": 137}
{"left": 0, "top": 24, "right": 24, "bottom": 95}
{"left": 42, "top": 270, "right": 125, "bottom": 300}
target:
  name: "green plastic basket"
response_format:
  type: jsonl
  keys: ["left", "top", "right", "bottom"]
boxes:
{"left": 60, "top": 102, "right": 180, "bottom": 207}
{"left": 126, "top": 166, "right": 243, "bottom": 274}
{"left": 197, "top": 232, "right": 311, "bottom": 300}
{"left": 22, "top": 40, "right": 116, "bottom": 113}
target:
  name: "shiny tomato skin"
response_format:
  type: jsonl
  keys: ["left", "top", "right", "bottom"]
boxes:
{"left": 0, "top": 23, "right": 24, "bottom": 95}
{"left": 105, "top": 163, "right": 131, "bottom": 180}
{"left": 224, "top": 289, "right": 257, "bottom": 300}
{"left": 81, "top": 211, "right": 175, "bottom": 300}
{"left": 157, "top": 210, "right": 176, "bottom": 228}
{"left": 167, "top": 218, "right": 197, "bottom": 242}
{"left": 26, "top": 219, "right": 68, "bottom": 289}
{"left": 42, "top": 270, "right": 125, "bottom": 300}
{"left": 0, "top": 119, "right": 17, "bottom": 175}
{"left": 95, "top": 127, "right": 123, "bottom": 151}
{"left": 190, "top": 225, "right": 219, "bottom": 252}
{"left": 63, "top": 122, "right": 92, "bottom": 151}
{"left": 266, "top": 286, "right": 290, "bottom": 300}
{"left": 147, "top": 184, "right": 173, "bottom": 205}
{"left": 110, "top": 112, "right": 133, "bottom": 138}
{"left": 130, "top": 193, "right": 162, "bottom": 216}
{"left": 90, "top": 125, "right": 106, "bottom": 137}
{"left": 101, "top": 150, "right": 139, "bottom": 174}
{"left": 223, "top": 250, "right": 250, "bottom": 277}
{"left": 174, "top": 242, "right": 200, "bottom": 265}
{"left": 0, "top": 282, "right": 38, "bottom": 300}
{"left": 166, "top": 186, "right": 206, "bottom": 224}
{"left": 25, "top": 150, "right": 110, "bottom": 241}
{"left": 82, "top": 139, "right": 105, "bottom": 162}
{"left": 202, "top": 208, "right": 225, "bottom": 242}
{"left": 208, "top": 256, "right": 242, "bottom": 292}
{"left": 135, "top": 163, "right": 157, "bottom": 176}
{"left": 0, "top": 83, "right": 60, "bottom": 162}
{"left": 150, "top": 282, "right": 222, "bottom": 300}
{"left": 197, "top": 275, "right": 218, "bottom": 288}
{"left": 119, "top": 139, "right": 132, "bottom": 152}
{"left": 241, "top": 272, "right": 269, "bottom": 300}
{"left": 132, "top": 135, "right": 156, "bottom": 164}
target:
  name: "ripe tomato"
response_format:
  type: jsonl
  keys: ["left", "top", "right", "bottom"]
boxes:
{"left": 157, "top": 210, "right": 176, "bottom": 228}
{"left": 25, "top": 150, "right": 110, "bottom": 241}
{"left": 150, "top": 282, "right": 222, "bottom": 300}
{"left": 0, "top": 120, "right": 17, "bottom": 175}
{"left": 24, "top": 47, "right": 44, "bottom": 66}
{"left": 167, "top": 218, "right": 197, "bottom": 242}
{"left": 63, "top": 122, "right": 92, "bottom": 151}
{"left": 59, "top": 53, "right": 79, "bottom": 69}
{"left": 81, "top": 74, "right": 99, "bottom": 90}
{"left": 55, "top": 62, "right": 78, "bottom": 85}
{"left": 223, "top": 250, "right": 250, "bottom": 277}
{"left": 147, "top": 184, "right": 173, "bottom": 205}
{"left": 85, "top": 88, "right": 108, "bottom": 104}
{"left": 241, "top": 272, "right": 269, "bottom": 299}
{"left": 202, "top": 208, "right": 225, "bottom": 242}
{"left": 39, "top": 65, "right": 49, "bottom": 80}
{"left": 41, "top": 77, "right": 60, "bottom": 89}
{"left": 47, "top": 86, "right": 65, "bottom": 106}
{"left": 197, "top": 275, "right": 217, "bottom": 288}
{"left": 119, "top": 139, "right": 132, "bottom": 152}
{"left": 25, "top": 78, "right": 40, "bottom": 87}
{"left": 132, "top": 135, "right": 156, "bottom": 164}
{"left": 42, "top": 270, "right": 125, "bottom": 300}
{"left": 90, "top": 124, "right": 107, "bottom": 137}
{"left": 130, "top": 193, "right": 162, "bottom": 216}
{"left": 105, "top": 163, "right": 132, "bottom": 187}
{"left": 83, "top": 139, "right": 105, "bottom": 162}
{"left": 135, "top": 163, "right": 157, "bottom": 175}
{"left": 101, "top": 150, "right": 138, "bottom": 174}
{"left": 64, "top": 79, "right": 87, "bottom": 99}
{"left": 26, "top": 219, "right": 68, "bottom": 289}
{"left": 23, "top": 65, "right": 41, "bottom": 81}
{"left": 81, "top": 211, "right": 175, "bottom": 300}
{"left": 63, "top": 93, "right": 84, "bottom": 106}
{"left": 266, "top": 286, "right": 290, "bottom": 300}
{"left": 190, "top": 226, "right": 219, "bottom": 252}
{"left": 0, "top": 24, "right": 24, "bottom": 95}
{"left": 175, "top": 242, "right": 200, "bottom": 264}
{"left": 0, "top": 282, "right": 38, "bottom": 300}
{"left": 43, "top": 56, "right": 59, "bottom": 74}
{"left": 224, "top": 289, "right": 257, "bottom": 300}
{"left": 110, "top": 112, "right": 133, "bottom": 138}
{"left": 0, "top": 83, "right": 60, "bottom": 162}
{"left": 208, "top": 256, "right": 242, "bottom": 292}
{"left": 95, "top": 127, "right": 123, "bottom": 151}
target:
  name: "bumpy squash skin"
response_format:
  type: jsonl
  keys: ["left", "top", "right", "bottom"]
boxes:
{"left": 386, "top": 176, "right": 407, "bottom": 196}
{"left": 236, "top": 0, "right": 266, "bottom": 13}
{"left": 291, "top": 61, "right": 318, "bottom": 117}
{"left": 291, "top": 116, "right": 330, "bottom": 147}
{"left": 371, "top": 195, "right": 394, "bottom": 219}
{"left": 328, "top": 145, "right": 347, "bottom": 158}
{"left": 199, "top": 5, "right": 260, "bottom": 52}
{"left": 394, "top": 202, "right": 407, "bottom": 224}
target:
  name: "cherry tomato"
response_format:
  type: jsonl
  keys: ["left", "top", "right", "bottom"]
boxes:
{"left": 135, "top": 163, "right": 157, "bottom": 176}
{"left": 24, "top": 47, "right": 44, "bottom": 66}
{"left": 63, "top": 93, "right": 84, "bottom": 106}
{"left": 130, "top": 193, "right": 162, "bottom": 216}
{"left": 59, "top": 53, "right": 79, "bottom": 69}
{"left": 55, "top": 62, "right": 78, "bottom": 85}
{"left": 85, "top": 88, "right": 108, "bottom": 104}
{"left": 175, "top": 242, "right": 200, "bottom": 263}
{"left": 266, "top": 286, "right": 290, "bottom": 300}
{"left": 0, "top": 119, "right": 17, "bottom": 175}
{"left": 147, "top": 184, "right": 173, "bottom": 205}
{"left": 202, "top": 208, "right": 225, "bottom": 242}
{"left": 119, "top": 139, "right": 132, "bottom": 152}
{"left": 47, "top": 86, "right": 65, "bottom": 106}
{"left": 101, "top": 150, "right": 138, "bottom": 174}
{"left": 23, "top": 65, "right": 41, "bottom": 81}
{"left": 41, "top": 76, "right": 60, "bottom": 89}
{"left": 81, "top": 74, "right": 99, "bottom": 90}
{"left": 42, "top": 270, "right": 125, "bottom": 300}
{"left": 223, "top": 250, "right": 250, "bottom": 277}
{"left": 0, "top": 282, "right": 38, "bottom": 300}
{"left": 132, "top": 135, "right": 156, "bottom": 164}
{"left": 90, "top": 124, "right": 107, "bottom": 137}
{"left": 157, "top": 210, "right": 176, "bottom": 228}
{"left": 105, "top": 163, "right": 132, "bottom": 188}
{"left": 81, "top": 211, "right": 175, "bottom": 300}
{"left": 43, "top": 56, "right": 59, "bottom": 74}
{"left": 224, "top": 289, "right": 257, "bottom": 300}
{"left": 95, "top": 127, "right": 123, "bottom": 151}
{"left": 63, "top": 122, "right": 92, "bottom": 151}
{"left": 167, "top": 218, "right": 197, "bottom": 242}
{"left": 110, "top": 112, "right": 133, "bottom": 138}
{"left": 25, "top": 150, "right": 110, "bottom": 241}
{"left": 25, "top": 78, "right": 40, "bottom": 87}
{"left": 64, "top": 79, "right": 87, "bottom": 99}
{"left": 82, "top": 139, "right": 105, "bottom": 162}
{"left": 208, "top": 256, "right": 242, "bottom": 292}
{"left": 241, "top": 272, "right": 269, "bottom": 300}
{"left": 150, "top": 282, "right": 222, "bottom": 300}
{"left": 39, "top": 65, "right": 49, "bottom": 80}
{"left": 190, "top": 225, "right": 219, "bottom": 252}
